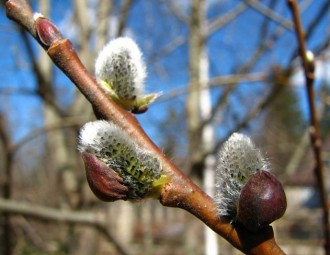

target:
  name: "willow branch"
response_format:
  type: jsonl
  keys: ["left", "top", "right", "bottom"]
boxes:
{"left": 5, "top": 1, "right": 285, "bottom": 254}
{"left": 288, "top": 1, "right": 330, "bottom": 254}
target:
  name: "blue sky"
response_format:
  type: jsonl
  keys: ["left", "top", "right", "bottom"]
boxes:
{"left": 0, "top": 0, "right": 329, "bottom": 151}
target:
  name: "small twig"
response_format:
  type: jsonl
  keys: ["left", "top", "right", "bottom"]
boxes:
{"left": 4, "top": 1, "right": 285, "bottom": 254}
{"left": 287, "top": 1, "right": 330, "bottom": 254}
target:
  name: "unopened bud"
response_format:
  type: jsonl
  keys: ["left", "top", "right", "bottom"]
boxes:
{"left": 82, "top": 152, "right": 128, "bottom": 201}
{"left": 34, "top": 13, "right": 62, "bottom": 47}
{"left": 238, "top": 170, "right": 287, "bottom": 233}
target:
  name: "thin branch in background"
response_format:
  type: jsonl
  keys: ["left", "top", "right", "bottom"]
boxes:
{"left": 158, "top": 71, "right": 268, "bottom": 103}
{"left": 96, "top": 1, "right": 112, "bottom": 51}
{"left": 9, "top": 116, "right": 88, "bottom": 154}
{"left": 207, "top": 3, "right": 247, "bottom": 35}
{"left": 244, "top": 0, "right": 293, "bottom": 30}
{"left": 304, "top": 1, "right": 330, "bottom": 41}
{"left": 0, "top": 114, "right": 14, "bottom": 255}
{"left": 18, "top": 27, "right": 66, "bottom": 117}
{"left": 213, "top": 84, "right": 282, "bottom": 154}
{"left": 237, "top": 0, "right": 311, "bottom": 76}
{"left": 13, "top": 216, "right": 57, "bottom": 253}
{"left": 288, "top": 1, "right": 330, "bottom": 254}
{"left": 116, "top": 0, "right": 134, "bottom": 37}
{"left": 150, "top": 3, "right": 247, "bottom": 63}
{"left": 289, "top": 0, "right": 330, "bottom": 62}
{"left": 0, "top": 198, "right": 131, "bottom": 255}
{"left": 166, "top": 0, "right": 190, "bottom": 24}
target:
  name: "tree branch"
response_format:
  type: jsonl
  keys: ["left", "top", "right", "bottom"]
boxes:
{"left": 117, "top": 0, "right": 134, "bottom": 37}
{"left": 288, "top": 1, "right": 330, "bottom": 254}
{"left": 0, "top": 113, "right": 14, "bottom": 255}
{"left": 9, "top": 116, "right": 88, "bottom": 154}
{"left": 245, "top": 0, "right": 293, "bottom": 30}
{"left": 158, "top": 72, "right": 268, "bottom": 103}
{"left": 4, "top": 1, "right": 285, "bottom": 254}
{"left": 0, "top": 198, "right": 131, "bottom": 255}
{"left": 207, "top": 3, "right": 247, "bottom": 35}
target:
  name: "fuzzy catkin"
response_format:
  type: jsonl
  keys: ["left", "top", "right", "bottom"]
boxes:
{"left": 95, "top": 37, "right": 146, "bottom": 100}
{"left": 78, "top": 120, "right": 161, "bottom": 199}
{"left": 215, "top": 133, "right": 269, "bottom": 218}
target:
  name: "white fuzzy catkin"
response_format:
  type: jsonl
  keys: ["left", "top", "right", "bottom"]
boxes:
{"left": 215, "top": 133, "right": 269, "bottom": 218}
{"left": 95, "top": 37, "right": 146, "bottom": 100}
{"left": 78, "top": 120, "right": 161, "bottom": 199}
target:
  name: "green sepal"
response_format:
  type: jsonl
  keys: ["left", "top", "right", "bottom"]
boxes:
{"left": 99, "top": 80, "right": 160, "bottom": 114}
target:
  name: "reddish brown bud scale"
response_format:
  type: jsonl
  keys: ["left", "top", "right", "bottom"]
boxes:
{"left": 237, "top": 170, "right": 287, "bottom": 233}
{"left": 82, "top": 152, "right": 129, "bottom": 202}
{"left": 34, "top": 14, "right": 62, "bottom": 47}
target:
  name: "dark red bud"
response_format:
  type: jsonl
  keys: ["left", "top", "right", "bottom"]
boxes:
{"left": 238, "top": 170, "right": 287, "bottom": 233}
{"left": 81, "top": 152, "right": 129, "bottom": 202}
{"left": 35, "top": 15, "right": 62, "bottom": 47}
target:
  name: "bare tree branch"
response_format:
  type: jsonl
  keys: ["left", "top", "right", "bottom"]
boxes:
{"left": 0, "top": 198, "right": 131, "bottom": 255}
{"left": 158, "top": 72, "right": 268, "bottom": 103}
{"left": 244, "top": 0, "right": 293, "bottom": 30}
{"left": 213, "top": 84, "right": 282, "bottom": 154}
{"left": 19, "top": 27, "right": 65, "bottom": 116}
{"left": 207, "top": 3, "right": 247, "bottom": 35}
{"left": 13, "top": 216, "right": 57, "bottom": 252}
{"left": 288, "top": 1, "right": 330, "bottom": 254}
{"left": 0, "top": 113, "right": 14, "bottom": 255}
{"left": 96, "top": 1, "right": 113, "bottom": 51}
{"left": 151, "top": 3, "right": 247, "bottom": 63}
{"left": 166, "top": 0, "right": 190, "bottom": 24}
{"left": 9, "top": 116, "right": 88, "bottom": 154}
{"left": 117, "top": 0, "right": 134, "bottom": 37}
